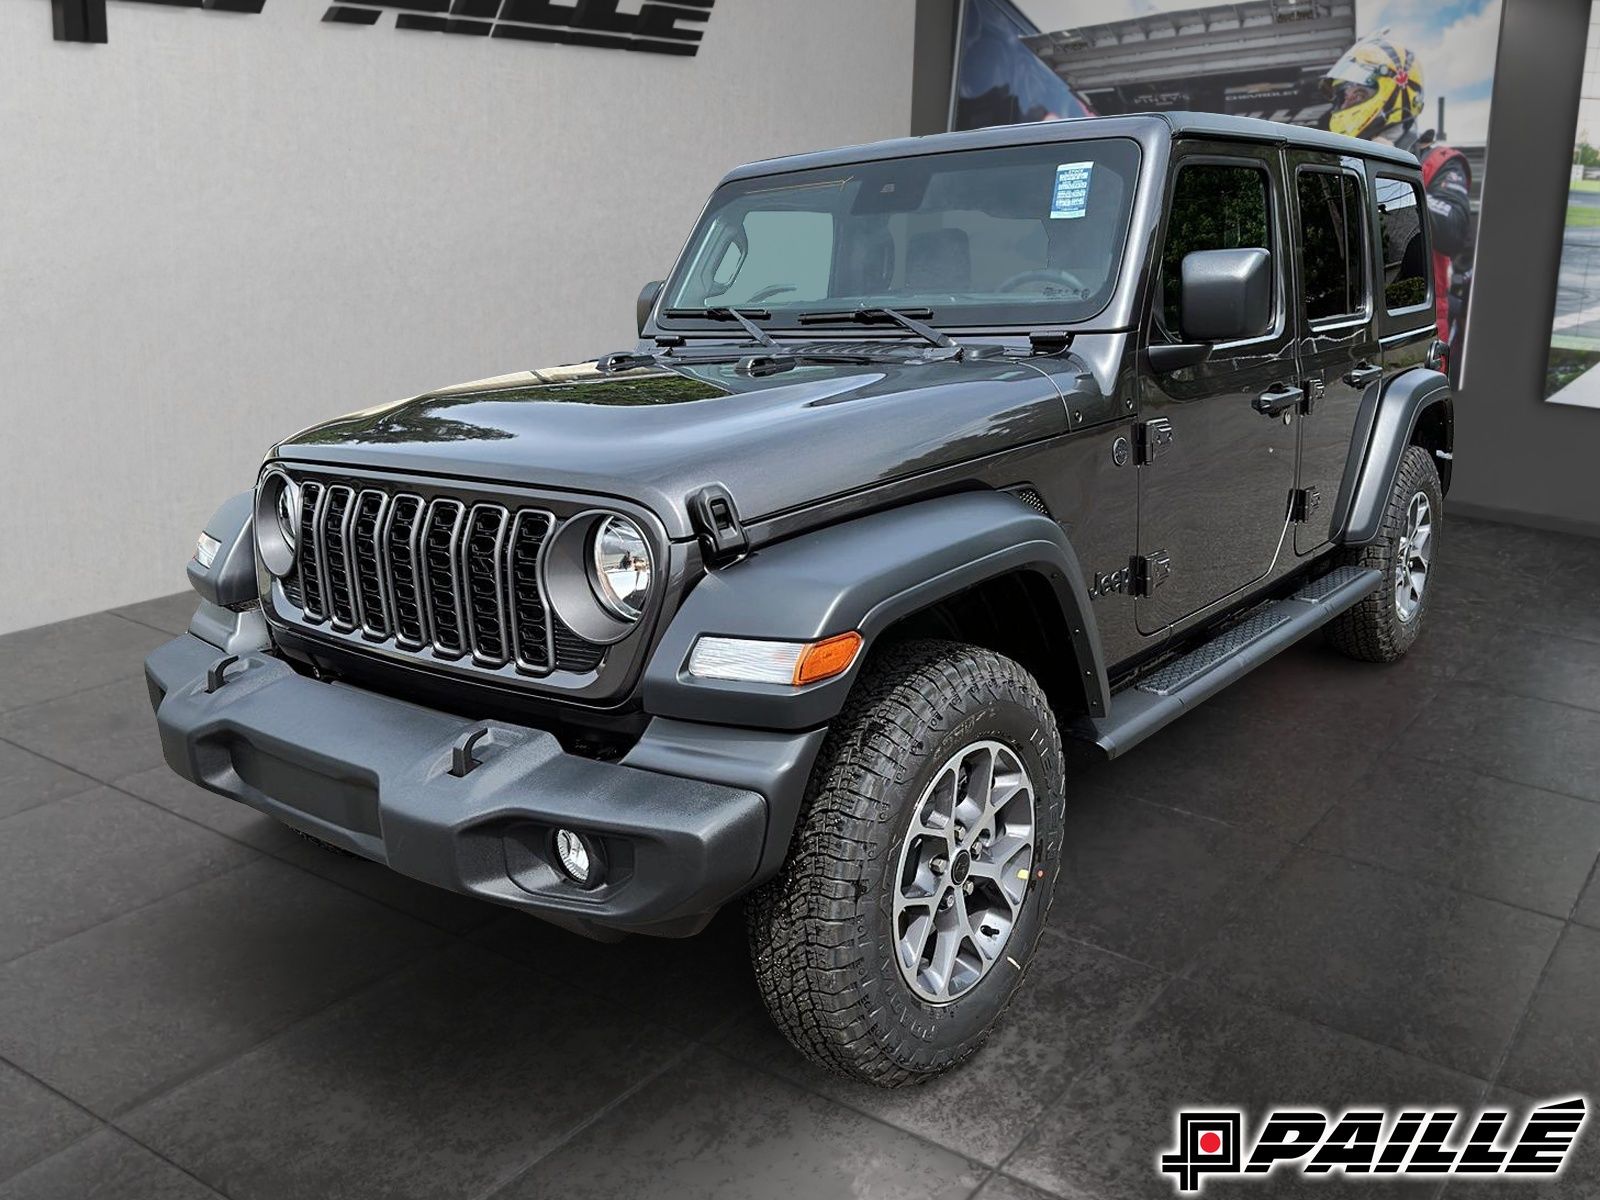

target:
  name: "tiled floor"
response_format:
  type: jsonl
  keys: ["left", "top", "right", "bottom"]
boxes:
{"left": 2, "top": 516, "right": 1599, "bottom": 1199}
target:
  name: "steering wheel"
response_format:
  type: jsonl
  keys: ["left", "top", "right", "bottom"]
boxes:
{"left": 745, "top": 284, "right": 797, "bottom": 304}
{"left": 996, "top": 268, "right": 1089, "bottom": 295}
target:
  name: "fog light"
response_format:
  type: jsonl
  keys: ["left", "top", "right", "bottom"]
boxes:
{"left": 553, "top": 828, "right": 604, "bottom": 889}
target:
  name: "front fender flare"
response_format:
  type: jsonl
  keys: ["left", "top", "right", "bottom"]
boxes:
{"left": 642, "top": 491, "right": 1109, "bottom": 730}
{"left": 1331, "top": 367, "right": 1452, "bottom": 546}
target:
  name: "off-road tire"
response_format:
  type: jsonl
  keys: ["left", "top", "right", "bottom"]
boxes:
{"left": 1326, "top": 444, "right": 1442, "bottom": 662}
{"left": 746, "top": 640, "right": 1066, "bottom": 1088}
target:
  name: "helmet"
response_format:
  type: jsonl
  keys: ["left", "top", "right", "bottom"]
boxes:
{"left": 1321, "top": 30, "right": 1424, "bottom": 140}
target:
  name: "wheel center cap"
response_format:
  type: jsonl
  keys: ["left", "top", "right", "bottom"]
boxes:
{"left": 951, "top": 850, "right": 971, "bottom": 885}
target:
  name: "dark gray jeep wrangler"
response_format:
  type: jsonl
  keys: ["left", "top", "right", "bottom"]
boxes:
{"left": 148, "top": 112, "right": 1452, "bottom": 1087}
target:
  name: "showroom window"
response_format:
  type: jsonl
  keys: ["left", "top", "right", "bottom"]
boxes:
{"left": 1375, "top": 177, "right": 1431, "bottom": 314}
{"left": 1298, "top": 170, "right": 1367, "bottom": 322}
{"left": 1160, "top": 162, "right": 1272, "bottom": 338}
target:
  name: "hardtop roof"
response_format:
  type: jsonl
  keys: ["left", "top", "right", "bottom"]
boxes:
{"left": 720, "top": 111, "right": 1418, "bottom": 184}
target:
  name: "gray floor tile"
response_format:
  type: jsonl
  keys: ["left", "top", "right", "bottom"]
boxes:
{"left": 972, "top": 1176, "right": 1061, "bottom": 1200}
{"left": 1307, "top": 756, "right": 1600, "bottom": 916}
{"left": 1497, "top": 925, "right": 1600, "bottom": 1098}
{"left": 1005, "top": 978, "right": 1487, "bottom": 1200}
{"left": 717, "top": 931, "right": 1166, "bottom": 1165}
{"left": 0, "top": 787, "right": 255, "bottom": 963}
{"left": 494, "top": 1050, "right": 987, "bottom": 1200}
{"left": 0, "top": 739, "right": 98, "bottom": 821}
{"left": 0, "top": 677, "right": 165, "bottom": 782}
{"left": 1191, "top": 850, "right": 1562, "bottom": 1078}
{"left": 110, "top": 593, "right": 195, "bottom": 637}
{"left": 268, "top": 834, "right": 503, "bottom": 935}
{"left": 1406, "top": 685, "right": 1600, "bottom": 804}
{"left": 0, "top": 858, "right": 444, "bottom": 1116}
{"left": 0, "top": 614, "right": 170, "bottom": 715}
{"left": 111, "top": 765, "right": 300, "bottom": 852}
{"left": 1574, "top": 868, "right": 1600, "bottom": 930}
{"left": 472, "top": 905, "right": 761, "bottom": 1036}
{"left": 121, "top": 944, "right": 683, "bottom": 1200}
{"left": 1085, "top": 710, "right": 1373, "bottom": 841}
{"left": 1050, "top": 789, "right": 1291, "bottom": 972}
{"left": 0, "top": 1129, "right": 220, "bottom": 1200}
{"left": 0, "top": 1061, "right": 98, "bottom": 1181}
{"left": 1457, "top": 623, "right": 1600, "bottom": 713}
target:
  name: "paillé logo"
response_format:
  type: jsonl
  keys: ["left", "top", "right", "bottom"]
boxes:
{"left": 1160, "top": 1098, "right": 1587, "bottom": 1193}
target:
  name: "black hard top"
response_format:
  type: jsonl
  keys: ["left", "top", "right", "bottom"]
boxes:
{"left": 722, "top": 111, "right": 1418, "bottom": 183}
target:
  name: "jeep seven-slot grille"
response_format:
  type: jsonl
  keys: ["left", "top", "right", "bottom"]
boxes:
{"left": 286, "top": 478, "right": 603, "bottom": 677}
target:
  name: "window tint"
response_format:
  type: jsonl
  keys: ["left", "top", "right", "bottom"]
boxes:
{"left": 1375, "top": 176, "right": 1430, "bottom": 312}
{"left": 1161, "top": 163, "right": 1271, "bottom": 336}
{"left": 1298, "top": 171, "right": 1366, "bottom": 321}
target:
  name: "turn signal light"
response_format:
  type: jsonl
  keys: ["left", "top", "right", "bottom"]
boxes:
{"left": 792, "top": 632, "right": 863, "bottom": 686}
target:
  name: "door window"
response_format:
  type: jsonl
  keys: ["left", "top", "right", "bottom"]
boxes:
{"left": 1375, "top": 177, "right": 1431, "bottom": 313}
{"left": 1160, "top": 163, "right": 1273, "bottom": 338}
{"left": 1297, "top": 171, "right": 1367, "bottom": 322}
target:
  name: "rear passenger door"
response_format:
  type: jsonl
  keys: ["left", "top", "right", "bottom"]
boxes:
{"left": 1288, "top": 150, "right": 1378, "bottom": 555}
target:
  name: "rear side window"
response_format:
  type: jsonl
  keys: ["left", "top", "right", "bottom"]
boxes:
{"left": 1161, "top": 162, "right": 1272, "bottom": 337}
{"left": 1297, "top": 170, "right": 1366, "bottom": 321}
{"left": 1375, "top": 176, "right": 1430, "bottom": 312}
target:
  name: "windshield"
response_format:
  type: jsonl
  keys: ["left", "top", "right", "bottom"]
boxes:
{"left": 661, "top": 137, "right": 1141, "bottom": 332}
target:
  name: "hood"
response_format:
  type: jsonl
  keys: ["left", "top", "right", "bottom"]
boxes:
{"left": 275, "top": 353, "right": 1071, "bottom": 540}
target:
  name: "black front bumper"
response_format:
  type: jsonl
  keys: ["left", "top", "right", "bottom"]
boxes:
{"left": 146, "top": 635, "right": 824, "bottom": 938}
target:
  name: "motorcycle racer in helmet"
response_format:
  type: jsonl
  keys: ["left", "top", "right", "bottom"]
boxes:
{"left": 1323, "top": 30, "right": 1472, "bottom": 375}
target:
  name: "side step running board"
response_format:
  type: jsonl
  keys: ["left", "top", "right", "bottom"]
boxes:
{"left": 1070, "top": 565, "right": 1382, "bottom": 758}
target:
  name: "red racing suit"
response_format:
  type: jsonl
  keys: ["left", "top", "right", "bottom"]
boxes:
{"left": 1419, "top": 140, "right": 1472, "bottom": 360}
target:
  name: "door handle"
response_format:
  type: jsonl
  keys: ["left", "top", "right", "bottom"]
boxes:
{"left": 1253, "top": 384, "right": 1304, "bottom": 417}
{"left": 1343, "top": 362, "right": 1383, "bottom": 388}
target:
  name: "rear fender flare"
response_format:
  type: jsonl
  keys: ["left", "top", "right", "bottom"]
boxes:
{"left": 642, "top": 491, "right": 1109, "bottom": 730}
{"left": 1331, "top": 367, "right": 1452, "bottom": 546}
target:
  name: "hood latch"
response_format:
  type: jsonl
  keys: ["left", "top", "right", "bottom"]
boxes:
{"left": 688, "top": 484, "right": 749, "bottom": 567}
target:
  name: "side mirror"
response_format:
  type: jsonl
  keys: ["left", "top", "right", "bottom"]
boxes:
{"left": 637, "top": 280, "right": 664, "bottom": 337}
{"left": 1179, "top": 247, "right": 1272, "bottom": 343}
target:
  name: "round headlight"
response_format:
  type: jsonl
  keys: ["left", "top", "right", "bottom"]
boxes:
{"left": 275, "top": 478, "right": 301, "bottom": 551}
{"left": 588, "top": 515, "right": 652, "bottom": 621}
{"left": 255, "top": 468, "right": 301, "bottom": 579}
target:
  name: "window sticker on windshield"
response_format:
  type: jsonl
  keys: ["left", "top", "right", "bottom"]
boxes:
{"left": 1051, "top": 162, "right": 1094, "bottom": 220}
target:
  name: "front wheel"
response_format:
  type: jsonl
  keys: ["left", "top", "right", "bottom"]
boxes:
{"left": 746, "top": 640, "right": 1066, "bottom": 1088}
{"left": 1326, "top": 443, "right": 1443, "bottom": 662}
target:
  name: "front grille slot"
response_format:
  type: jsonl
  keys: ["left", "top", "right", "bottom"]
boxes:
{"left": 384, "top": 495, "right": 428, "bottom": 649}
{"left": 322, "top": 485, "right": 359, "bottom": 631}
{"left": 422, "top": 499, "right": 468, "bottom": 658}
{"left": 276, "top": 474, "right": 604, "bottom": 680}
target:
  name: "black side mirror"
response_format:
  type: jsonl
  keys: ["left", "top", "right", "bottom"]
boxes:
{"left": 637, "top": 280, "right": 664, "bottom": 337}
{"left": 1179, "top": 247, "right": 1273, "bottom": 343}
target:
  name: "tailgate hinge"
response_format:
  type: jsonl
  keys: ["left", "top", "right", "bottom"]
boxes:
{"left": 1130, "top": 551, "right": 1172, "bottom": 597}
{"left": 687, "top": 484, "right": 749, "bottom": 567}
{"left": 1136, "top": 417, "right": 1174, "bottom": 465}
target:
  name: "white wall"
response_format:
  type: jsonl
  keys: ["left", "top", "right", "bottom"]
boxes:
{"left": 0, "top": 0, "right": 916, "bottom": 634}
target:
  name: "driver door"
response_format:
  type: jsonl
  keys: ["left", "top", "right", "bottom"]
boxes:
{"left": 1137, "top": 144, "right": 1300, "bottom": 635}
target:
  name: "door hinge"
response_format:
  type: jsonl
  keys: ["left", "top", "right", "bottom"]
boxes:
{"left": 1136, "top": 417, "right": 1174, "bottom": 465}
{"left": 1300, "top": 377, "right": 1325, "bottom": 414}
{"left": 1130, "top": 551, "right": 1172, "bottom": 597}
{"left": 687, "top": 484, "right": 748, "bottom": 566}
{"left": 1290, "top": 486, "right": 1322, "bottom": 523}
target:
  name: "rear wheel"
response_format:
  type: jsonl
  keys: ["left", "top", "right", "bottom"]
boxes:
{"left": 1326, "top": 444, "right": 1442, "bottom": 662}
{"left": 746, "top": 640, "right": 1066, "bottom": 1087}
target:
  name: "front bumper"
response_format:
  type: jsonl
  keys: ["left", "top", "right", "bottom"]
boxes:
{"left": 146, "top": 634, "right": 824, "bottom": 937}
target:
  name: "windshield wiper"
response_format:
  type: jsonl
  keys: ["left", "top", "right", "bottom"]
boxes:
{"left": 663, "top": 307, "right": 778, "bottom": 350}
{"left": 796, "top": 306, "right": 957, "bottom": 351}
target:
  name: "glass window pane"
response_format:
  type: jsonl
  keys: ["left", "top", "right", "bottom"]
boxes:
{"left": 1299, "top": 171, "right": 1366, "bottom": 321}
{"left": 1376, "top": 177, "right": 1431, "bottom": 312}
{"left": 1160, "top": 163, "right": 1271, "bottom": 337}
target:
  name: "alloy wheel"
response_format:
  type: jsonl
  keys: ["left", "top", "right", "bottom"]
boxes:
{"left": 891, "top": 740, "right": 1036, "bottom": 1004}
{"left": 1395, "top": 490, "right": 1433, "bottom": 623}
